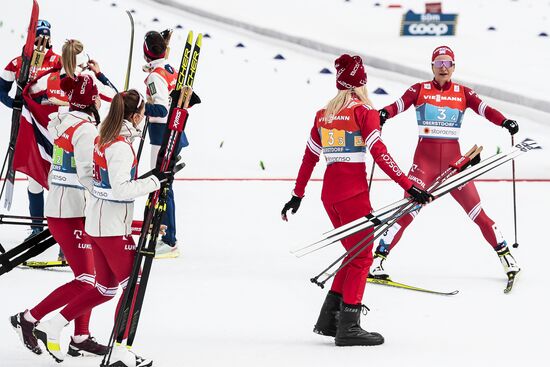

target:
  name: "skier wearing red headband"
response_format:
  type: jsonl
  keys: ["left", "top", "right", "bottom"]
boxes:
{"left": 370, "top": 46, "right": 520, "bottom": 281}
{"left": 281, "top": 54, "right": 432, "bottom": 346}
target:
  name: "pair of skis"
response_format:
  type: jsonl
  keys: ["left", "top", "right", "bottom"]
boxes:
{"left": 101, "top": 30, "right": 202, "bottom": 367}
{"left": 0, "top": 228, "right": 56, "bottom": 276}
{"left": 301, "top": 138, "right": 541, "bottom": 294}
{"left": 294, "top": 138, "right": 541, "bottom": 258}
{"left": 0, "top": 0, "right": 40, "bottom": 210}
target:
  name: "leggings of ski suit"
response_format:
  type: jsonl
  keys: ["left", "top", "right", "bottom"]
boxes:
{"left": 59, "top": 235, "right": 139, "bottom": 337}
{"left": 324, "top": 190, "right": 374, "bottom": 305}
{"left": 30, "top": 217, "right": 94, "bottom": 336}
{"left": 383, "top": 139, "right": 502, "bottom": 252}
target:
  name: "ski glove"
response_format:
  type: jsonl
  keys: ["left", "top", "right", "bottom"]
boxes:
{"left": 152, "top": 168, "right": 175, "bottom": 184}
{"left": 407, "top": 185, "right": 434, "bottom": 205}
{"left": 379, "top": 109, "right": 389, "bottom": 127}
{"left": 281, "top": 195, "right": 303, "bottom": 221}
{"left": 167, "top": 90, "right": 201, "bottom": 107}
{"left": 502, "top": 119, "right": 519, "bottom": 135}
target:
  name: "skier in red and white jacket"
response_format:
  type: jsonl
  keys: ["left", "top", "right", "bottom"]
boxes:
{"left": 33, "top": 90, "right": 170, "bottom": 366}
{"left": 142, "top": 30, "right": 199, "bottom": 258}
{"left": 281, "top": 54, "right": 432, "bottom": 347}
{"left": 369, "top": 46, "right": 520, "bottom": 280}
{"left": 10, "top": 74, "right": 108, "bottom": 358}
{"left": 0, "top": 19, "right": 61, "bottom": 238}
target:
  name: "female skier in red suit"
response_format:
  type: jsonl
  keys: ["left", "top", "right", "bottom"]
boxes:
{"left": 369, "top": 46, "right": 520, "bottom": 281}
{"left": 281, "top": 54, "right": 432, "bottom": 346}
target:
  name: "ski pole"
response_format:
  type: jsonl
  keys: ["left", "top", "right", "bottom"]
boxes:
{"left": 367, "top": 160, "right": 375, "bottom": 193}
{"left": 367, "top": 126, "right": 381, "bottom": 193}
{"left": 296, "top": 146, "right": 483, "bottom": 257}
{"left": 511, "top": 135, "right": 519, "bottom": 248}
{"left": 310, "top": 199, "right": 414, "bottom": 288}
{"left": 309, "top": 146, "right": 488, "bottom": 286}
{"left": 136, "top": 118, "right": 150, "bottom": 165}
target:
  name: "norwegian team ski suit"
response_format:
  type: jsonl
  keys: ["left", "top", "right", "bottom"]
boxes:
{"left": 27, "top": 110, "right": 97, "bottom": 336}
{"left": 57, "top": 120, "right": 160, "bottom": 325}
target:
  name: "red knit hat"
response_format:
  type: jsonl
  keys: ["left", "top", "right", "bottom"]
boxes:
{"left": 335, "top": 54, "right": 367, "bottom": 90}
{"left": 60, "top": 74, "right": 98, "bottom": 110}
{"left": 432, "top": 45, "right": 455, "bottom": 61}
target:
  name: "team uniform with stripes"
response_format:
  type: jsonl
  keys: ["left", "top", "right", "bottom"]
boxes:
{"left": 22, "top": 110, "right": 98, "bottom": 338}
{"left": 378, "top": 79, "right": 509, "bottom": 254}
{"left": 293, "top": 97, "right": 414, "bottom": 305}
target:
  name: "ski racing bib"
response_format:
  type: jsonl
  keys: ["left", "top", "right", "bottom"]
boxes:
{"left": 316, "top": 100, "right": 367, "bottom": 165}
{"left": 51, "top": 121, "right": 86, "bottom": 189}
{"left": 415, "top": 82, "right": 466, "bottom": 140}
{"left": 92, "top": 136, "right": 137, "bottom": 203}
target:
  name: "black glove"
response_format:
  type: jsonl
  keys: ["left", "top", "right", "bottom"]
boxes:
{"left": 407, "top": 185, "right": 434, "bottom": 205}
{"left": 281, "top": 195, "right": 302, "bottom": 221}
{"left": 11, "top": 98, "right": 22, "bottom": 110}
{"left": 152, "top": 168, "right": 174, "bottom": 184}
{"left": 160, "top": 29, "right": 172, "bottom": 42}
{"left": 168, "top": 90, "right": 201, "bottom": 107}
{"left": 189, "top": 91, "right": 201, "bottom": 107}
{"left": 502, "top": 119, "right": 519, "bottom": 135}
{"left": 379, "top": 109, "right": 389, "bottom": 127}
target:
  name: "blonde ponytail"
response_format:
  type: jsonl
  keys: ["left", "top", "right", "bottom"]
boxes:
{"left": 323, "top": 86, "right": 374, "bottom": 122}
{"left": 62, "top": 39, "right": 84, "bottom": 78}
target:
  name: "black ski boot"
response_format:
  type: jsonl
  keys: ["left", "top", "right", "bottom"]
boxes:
{"left": 313, "top": 291, "right": 342, "bottom": 337}
{"left": 68, "top": 335, "right": 108, "bottom": 356}
{"left": 335, "top": 303, "right": 384, "bottom": 346}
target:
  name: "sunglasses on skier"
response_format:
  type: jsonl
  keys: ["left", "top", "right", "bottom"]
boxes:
{"left": 432, "top": 60, "right": 455, "bottom": 68}
{"left": 37, "top": 19, "right": 51, "bottom": 29}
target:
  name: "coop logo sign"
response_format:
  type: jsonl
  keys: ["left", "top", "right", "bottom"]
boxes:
{"left": 401, "top": 10, "right": 458, "bottom": 36}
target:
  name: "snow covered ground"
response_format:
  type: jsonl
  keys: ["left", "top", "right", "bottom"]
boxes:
{"left": 165, "top": 0, "right": 550, "bottom": 103}
{"left": 0, "top": 0, "right": 549, "bottom": 366}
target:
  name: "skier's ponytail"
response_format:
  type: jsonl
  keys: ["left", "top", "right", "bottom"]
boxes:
{"left": 99, "top": 93, "right": 125, "bottom": 147}
{"left": 99, "top": 90, "right": 144, "bottom": 147}
{"left": 324, "top": 86, "right": 374, "bottom": 123}
{"left": 62, "top": 39, "right": 84, "bottom": 78}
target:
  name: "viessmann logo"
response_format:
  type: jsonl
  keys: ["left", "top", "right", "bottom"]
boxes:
{"left": 423, "top": 95, "right": 462, "bottom": 102}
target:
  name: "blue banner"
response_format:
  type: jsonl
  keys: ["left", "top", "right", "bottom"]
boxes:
{"left": 401, "top": 10, "right": 458, "bottom": 36}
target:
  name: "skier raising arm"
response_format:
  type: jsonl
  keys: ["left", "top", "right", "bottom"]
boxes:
{"left": 59, "top": 39, "right": 117, "bottom": 104}
{"left": 281, "top": 54, "right": 432, "bottom": 347}
{"left": 370, "top": 45, "right": 520, "bottom": 282}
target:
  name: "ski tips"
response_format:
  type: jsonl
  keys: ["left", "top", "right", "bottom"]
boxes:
{"left": 186, "top": 31, "right": 193, "bottom": 44}
{"left": 196, "top": 33, "right": 203, "bottom": 48}
{"left": 518, "top": 137, "right": 542, "bottom": 150}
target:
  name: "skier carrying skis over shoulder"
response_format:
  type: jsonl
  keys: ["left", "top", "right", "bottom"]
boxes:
{"left": 281, "top": 54, "right": 432, "bottom": 347}
{"left": 10, "top": 74, "right": 108, "bottom": 358}
{"left": 33, "top": 90, "right": 171, "bottom": 366}
{"left": 142, "top": 30, "right": 199, "bottom": 258}
{"left": 0, "top": 19, "right": 60, "bottom": 239}
{"left": 370, "top": 45, "right": 520, "bottom": 281}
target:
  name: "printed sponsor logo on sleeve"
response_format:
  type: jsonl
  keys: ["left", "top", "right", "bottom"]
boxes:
{"left": 148, "top": 82, "right": 157, "bottom": 96}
